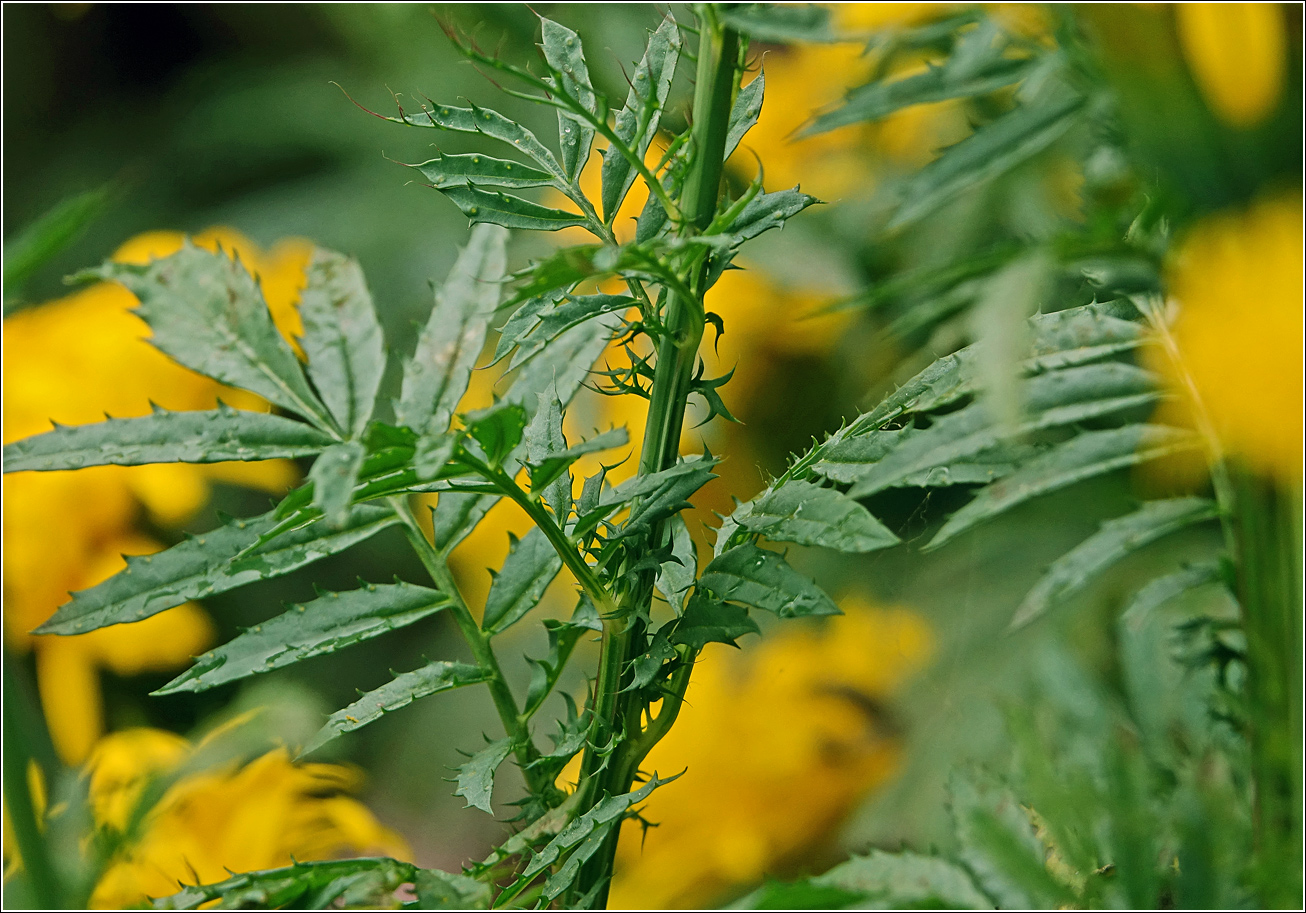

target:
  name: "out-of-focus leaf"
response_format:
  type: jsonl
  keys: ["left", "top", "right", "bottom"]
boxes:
{"left": 3, "top": 184, "right": 111, "bottom": 314}
{"left": 454, "top": 737, "right": 514, "bottom": 814}
{"left": 1026, "top": 302, "right": 1144, "bottom": 371}
{"left": 540, "top": 17, "right": 597, "bottom": 183}
{"left": 671, "top": 595, "right": 760, "bottom": 649}
{"left": 699, "top": 543, "right": 840, "bottom": 618}
{"left": 889, "top": 92, "right": 1085, "bottom": 229}
{"left": 156, "top": 581, "right": 450, "bottom": 694}
{"left": 1, "top": 405, "right": 332, "bottom": 473}
{"left": 720, "top": 4, "right": 833, "bottom": 43}
{"left": 1012, "top": 497, "right": 1220, "bottom": 629}
{"left": 736, "top": 479, "right": 900, "bottom": 553}
{"left": 34, "top": 505, "right": 397, "bottom": 636}
{"left": 301, "top": 661, "right": 490, "bottom": 755}
{"left": 736, "top": 849, "right": 993, "bottom": 909}
{"left": 600, "top": 16, "right": 680, "bottom": 221}
{"left": 436, "top": 185, "right": 586, "bottom": 232}
{"left": 413, "top": 869, "right": 492, "bottom": 910}
{"left": 81, "top": 244, "right": 334, "bottom": 430}
{"left": 482, "top": 529, "right": 563, "bottom": 635}
{"left": 656, "top": 515, "right": 697, "bottom": 611}
{"left": 396, "top": 224, "right": 507, "bottom": 437}
{"left": 928, "top": 425, "right": 1200, "bottom": 549}
{"left": 298, "top": 249, "right": 386, "bottom": 438}
{"left": 309, "top": 441, "right": 366, "bottom": 528}
{"left": 409, "top": 150, "right": 554, "bottom": 189}
{"left": 153, "top": 858, "right": 419, "bottom": 910}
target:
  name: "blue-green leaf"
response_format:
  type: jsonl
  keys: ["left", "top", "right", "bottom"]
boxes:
{"left": 483, "top": 528, "right": 563, "bottom": 635}
{"left": 156, "top": 581, "right": 451, "bottom": 694}
{"left": 437, "top": 184, "right": 586, "bottom": 232}
{"left": 396, "top": 224, "right": 507, "bottom": 438}
{"left": 601, "top": 16, "right": 680, "bottom": 221}
{"left": 153, "top": 858, "right": 420, "bottom": 911}
{"left": 1011, "top": 497, "right": 1221, "bottom": 630}
{"left": 699, "top": 543, "right": 840, "bottom": 618}
{"left": 410, "top": 150, "right": 554, "bottom": 190}
{"left": 720, "top": 4, "right": 834, "bottom": 43}
{"left": 492, "top": 290, "right": 563, "bottom": 366}
{"left": 724, "top": 71, "right": 765, "bottom": 161}
{"left": 712, "top": 187, "right": 820, "bottom": 245}
{"left": 81, "top": 243, "right": 334, "bottom": 430}
{"left": 2, "top": 405, "right": 332, "bottom": 473}
{"left": 454, "top": 737, "right": 514, "bottom": 815}
{"left": 301, "top": 661, "right": 490, "bottom": 755}
{"left": 34, "top": 505, "right": 398, "bottom": 636}
{"left": 309, "top": 441, "right": 366, "bottom": 529}
{"left": 298, "top": 248, "right": 386, "bottom": 438}
{"left": 387, "top": 100, "right": 565, "bottom": 180}
{"left": 507, "top": 294, "right": 637, "bottom": 370}
{"left": 540, "top": 17, "right": 598, "bottom": 183}
{"left": 927, "top": 424, "right": 1200, "bottom": 550}
{"left": 736, "top": 479, "right": 900, "bottom": 553}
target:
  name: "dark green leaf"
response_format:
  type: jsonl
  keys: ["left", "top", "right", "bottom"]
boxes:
{"left": 737, "top": 479, "right": 899, "bottom": 553}
{"left": 655, "top": 515, "right": 697, "bottom": 610}
{"left": 927, "top": 425, "right": 1200, "bottom": 550}
{"left": 298, "top": 249, "right": 386, "bottom": 438}
{"left": 613, "top": 457, "right": 718, "bottom": 539}
{"left": 2, "top": 405, "right": 332, "bottom": 473}
{"left": 575, "top": 458, "right": 716, "bottom": 540}
{"left": 699, "top": 543, "right": 840, "bottom": 618}
{"left": 414, "top": 432, "right": 459, "bottom": 482}
{"left": 3, "top": 184, "right": 111, "bottom": 314}
{"left": 889, "top": 92, "right": 1084, "bottom": 229}
{"left": 396, "top": 224, "right": 507, "bottom": 438}
{"left": 156, "top": 581, "right": 450, "bottom": 695}
{"left": 671, "top": 596, "right": 760, "bottom": 649}
{"left": 302, "top": 661, "right": 490, "bottom": 755}
{"left": 410, "top": 150, "right": 553, "bottom": 189}
{"left": 309, "top": 441, "right": 366, "bottom": 529}
{"left": 600, "top": 16, "right": 680, "bottom": 221}
{"left": 540, "top": 17, "right": 597, "bottom": 183}
{"left": 34, "top": 505, "right": 397, "bottom": 636}
{"left": 1012, "top": 497, "right": 1220, "bottom": 629}
{"left": 720, "top": 4, "right": 833, "bottom": 43}
{"left": 153, "top": 858, "right": 418, "bottom": 911}
{"left": 483, "top": 529, "right": 563, "bottom": 634}
{"left": 724, "top": 71, "right": 765, "bottom": 161}
{"left": 82, "top": 243, "right": 334, "bottom": 430}
{"left": 465, "top": 402, "right": 528, "bottom": 466}
{"left": 524, "top": 598, "right": 601, "bottom": 715}
{"left": 387, "top": 100, "right": 565, "bottom": 179}
{"left": 436, "top": 184, "right": 586, "bottom": 232}
{"left": 455, "top": 738, "right": 514, "bottom": 814}
{"left": 508, "top": 294, "right": 637, "bottom": 370}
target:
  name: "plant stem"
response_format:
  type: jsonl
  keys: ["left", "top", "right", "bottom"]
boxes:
{"left": 388, "top": 496, "right": 548, "bottom": 796}
{"left": 1229, "top": 470, "right": 1303, "bottom": 908}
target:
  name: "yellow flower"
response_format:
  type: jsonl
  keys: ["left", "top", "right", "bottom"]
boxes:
{"left": 1176, "top": 3, "right": 1286, "bottom": 128}
{"left": 3, "top": 228, "right": 309, "bottom": 763}
{"left": 608, "top": 597, "right": 933, "bottom": 909}
{"left": 32, "top": 727, "right": 408, "bottom": 909}
{"left": 1149, "top": 193, "right": 1304, "bottom": 486}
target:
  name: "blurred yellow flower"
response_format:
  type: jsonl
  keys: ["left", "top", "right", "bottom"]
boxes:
{"left": 1176, "top": 3, "right": 1286, "bottom": 128}
{"left": 608, "top": 597, "right": 933, "bottom": 909}
{"left": 3, "top": 228, "right": 309, "bottom": 763}
{"left": 1150, "top": 193, "right": 1304, "bottom": 486}
{"left": 56, "top": 727, "right": 407, "bottom": 909}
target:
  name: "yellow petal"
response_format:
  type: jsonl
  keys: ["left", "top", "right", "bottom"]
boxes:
{"left": 1176, "top": 3, "right": 1285, "bottom": 128}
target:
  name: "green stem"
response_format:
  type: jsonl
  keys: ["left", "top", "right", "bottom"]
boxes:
{"left": 1229, "top": 470, "right": 1303, "bottom": 908}
{"left": 388, "top": 497, "right": 548, "bottom": 796}
{"left": 2, "top": 657, "right": 61, "bottom": 909}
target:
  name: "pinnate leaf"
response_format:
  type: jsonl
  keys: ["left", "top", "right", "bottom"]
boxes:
{"left": 454, "top": 737, "right": 514, "bottom": 814}
{"left": 483, "top": 528, "right": 563, "bottom": 635}
{"left": 737, "top": 479, "right": 899, "bottom": 553}
{"left": 540, "top": 17, "right": 597, "bottom": 182}
{"left": 699, "top": 543, "right": 840, "bottom": 618}
{"left": 670, "top": 595, "right": 760, "bottom": 649}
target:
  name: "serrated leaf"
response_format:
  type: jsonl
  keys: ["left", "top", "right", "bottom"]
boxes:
{"left": 454, "top": 737, "right": 514, "bottom": 814}
{"left": 724, "top": 70, "right": 765, "bottom": 161}
{"left": 483, "top": 528, "right": 564, "bottom": 635}
{"left": 611, "top": 458, "right": 718, "bottom": 539}
{"left": 671, "top": 595, "right": 760, "bottom": 650}
{"left": 309, "top": 441, "right": 366, "bottom": 529}
{"left": 299, "top": 248, "right": 386, "bottom": 438}
{"left": 437, "top": 184, "right": 587, "bottom": 232}
{"left": 523, "top": 387, "right": 569, "bottom": 517}
{"left": 524, "top": 598, "right": 601, "bottom": 715}
{"left": 410, "top": 149, "right": 554, "bottom": 190}
{"left": 2, "top": 406, "right": 332, "bottom": 473}
{"left": 655, "top": 515, "right": 696, "bottom": 611}
{"left": 413, "top": 869, "right": 492, "bottom": 910}
{"left": 575, "top": 458, "right": 716, "bottom": 540}
{"left": 84, "top": 243, "right": 334, "bottom": 430}
{"left": 600, "top": 16, "right": 680, "bottom": 221}
{"left": 1012, "top": 497, "right": 1220, "bottom": 630}
{"left": 927, "top": 424, "right": 1200, "bottom": 550}
{"left": 302, "top": 661, "right": 490, "bottom": 755}
{"left": 699, "top": 543, "right": 840, "bottom": 618}
{"left": 465, "top": 402, "right": 527, "bottom": 466}
{"left": 720, "top": 3, "right": 833, "bottom": 43}
{"left": 848, "top": 362, "right": 1160, "bottom": 498}
{"left": 492, "top": 289, "right": 563, "bottom": 366}
{"left": 396, "top": 224, "right": 507, "bottom": 438}
{"left": 737, "top": 479, "right": 900, "bottom": 553}
{"left": 388, "top": 100, "right": 565, "bottom": 180}
{"left": 540, "top": 17, "right": 597, "bottom": 183}
{"left": 153, "top": 858, "right": 419, "bottom": 911}
{"left": 1120, "top": 562, "right": 1223, "bottom": 629}
{"left": 156, "top": 581, "right": 450, "bottom": 694}
{"left": 1026, "top": 302, "right": 1144, "bottom": 371}
{"left": 889, "top": 92, "right": 1084, "bottom": 229}
{"left": 34, "top": 505, "right": 397, "bottom": 636}
{"left": 712, "top": 187, "right": 820, "bottom": 245}
{"left": 508, "top": 294, "right": 637, "bottom": 370}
